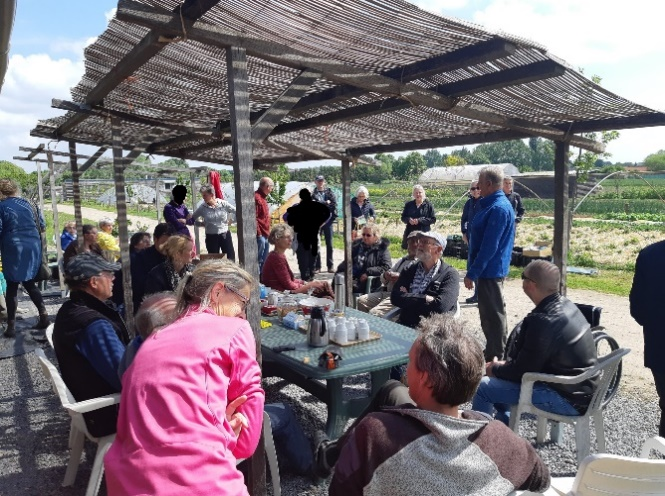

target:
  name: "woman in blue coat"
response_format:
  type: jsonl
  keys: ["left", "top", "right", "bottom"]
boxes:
{"left": 0, "top": 179, "right": 49, "bottom": 337}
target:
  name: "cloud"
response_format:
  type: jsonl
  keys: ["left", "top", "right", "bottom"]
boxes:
{"left": 105, "top": 8, "right": 117, "bottom": 23}
{"left": 472, "top": 0, "right": 661, "bottom": 67}
{"left": 0, "top": 53, "right": 85, "bottom": 167}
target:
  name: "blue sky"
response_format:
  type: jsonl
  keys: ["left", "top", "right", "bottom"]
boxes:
{"left": 2, "top": 0, "right": 664, "bottom": 172}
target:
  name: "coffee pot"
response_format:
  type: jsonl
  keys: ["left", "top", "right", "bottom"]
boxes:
{"left": 308, "top": 306, "right": 329, "bottom": 347}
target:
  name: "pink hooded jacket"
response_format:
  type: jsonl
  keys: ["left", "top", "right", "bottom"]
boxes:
{"left": 105, "top": 309, "right": 264, "bottom": 495}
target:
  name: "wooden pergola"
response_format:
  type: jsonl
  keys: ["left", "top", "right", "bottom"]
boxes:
{"left": 29, "top": 0, "right": 665, "bottom": 492}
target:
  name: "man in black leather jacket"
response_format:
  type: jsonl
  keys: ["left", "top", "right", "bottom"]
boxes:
{"left": 471, "top": 260, "right": 598, "bottom": 424}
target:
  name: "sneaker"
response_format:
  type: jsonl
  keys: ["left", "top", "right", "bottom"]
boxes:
{"left": 312, "top": 430, "right": 334, "bottom": 479}
{"left": 3, "top": 321, "right": 16, "bottom": 338}
{"left": 465, "top": 296, "right": 478, "bottom": 304}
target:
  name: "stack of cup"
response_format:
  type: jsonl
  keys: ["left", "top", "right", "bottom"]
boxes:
{"left": 357, "top": 319, "right": 370, "bottom": 341}
{"left": 335, "top": 320, "right": 348, "bottom": 345}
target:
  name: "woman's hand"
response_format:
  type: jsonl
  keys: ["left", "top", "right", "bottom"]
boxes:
{"left": 226, "top": 395, "right": 249, "bottom": 438}
{"left": 177, "top": 218, "right": 187, "bottom": 224}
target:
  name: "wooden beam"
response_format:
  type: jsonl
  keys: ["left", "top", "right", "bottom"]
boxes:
{"left": 251, "top": 68, "right": 321, "bottom": 143}
{"left": 52, "top": 99, "right": 211, "bottom": 137}
{"left": 553, "top": 140, "right": 570, "bottom": 295}
{"left": 24, "top": 143, "right": 44, "bottom": 159}
{"left": 553, "top": 113, "right": 665, "bottom": 134}
{"left": 290, "top": 38, "right": 517, "bottom": 114}
{"left": 20, "top": 146, "right": 92, "bottom": 160}
{"left": 111, "top": 117, "right": 136, "bottom": 329}
{"left": 341, "top": 159, "right": 353, "bottom": 306}
{"left": 117, "top": 0, "right": 603, "bottom": 153}
{"left": 52, "top": 0, "right": 221, "bottom": 138}
{"left": 189, "top": 171, "right": 201, "bottom": 255}
{"left": 226, "top": 45, "right": 265, "bottom": 496}
{"left": 46, "top": 150, "right": 67, "bottom": 295}
{"left": 78, "top": 146, "right": 109, "bottom": 173}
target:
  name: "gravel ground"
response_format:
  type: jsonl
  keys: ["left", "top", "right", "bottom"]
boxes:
{"left": 0, "top": 269, "right": 660, "bottom": 495}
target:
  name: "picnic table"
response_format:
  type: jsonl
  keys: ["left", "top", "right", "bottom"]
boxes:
{"left": 261, "top": 307, "right": 418, "bottom": 438}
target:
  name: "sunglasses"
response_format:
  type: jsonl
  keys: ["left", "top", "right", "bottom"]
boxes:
{"left": 521, "top": 272, "right": 535, "bottom": 283}
{"left": 362, "top": 233, "right": 373, "bottom": 238}
{"left": 470, "top": 187, "right": 480, "bottom": 191}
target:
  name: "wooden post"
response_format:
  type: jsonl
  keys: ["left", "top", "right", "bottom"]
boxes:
{"left": 190, "top": 171, "right": 201, "bottom": 255}
{"left": 46, "top": 151, "right": 65, "bottom": 294}
{"left": 553, "top": 140, "right": 570, "bottom": 295}
{"left": 154, "top": 177, "right": 161, "bottom": 222}
{"left": 36, "top": 162, "right": 45, "bottom": 221}
{"left": 111, "top": 117, "right": 135, "bottom": 330}
{"left": 226, "top": 45, "right": 265, "bottom": 496}
{"left": 71, "top": 142, "right": 84, "bottom": 246}
{"left": 341, "top": 159, "right": 353, "bottom": 306}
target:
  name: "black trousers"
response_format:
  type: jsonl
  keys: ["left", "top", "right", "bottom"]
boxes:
{"left": 6, "top": 280, "right": 46, "bottom": 321}
{"left": 204, "top": 232, "right": 235, "bottom": 262}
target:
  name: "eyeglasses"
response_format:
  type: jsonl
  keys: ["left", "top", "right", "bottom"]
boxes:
{"left": 521, "top": 272, "right": 535, "bottom": 283}
{"left": 470, "top": 187, "right": 480, "bottom": 191}
{"left": 225, "top": 284, "right": 249, "bottom": 310}
{"left": 361, "top": 233, "right": 373, "bottom": 238}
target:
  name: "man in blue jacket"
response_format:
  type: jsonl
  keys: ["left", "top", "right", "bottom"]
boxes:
{"left": 464, "top": 166, "right": 515, "bottom": 361}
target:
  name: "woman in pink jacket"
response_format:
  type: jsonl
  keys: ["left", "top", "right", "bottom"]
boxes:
{"left": 105, "top": 260, "right": 264, "bottom": 495}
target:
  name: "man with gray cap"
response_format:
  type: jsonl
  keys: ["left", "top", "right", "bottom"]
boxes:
{"left": 357, "top": 230, "right": 419, "bottom": 317}
{"left": 390, "top": 231, "right": 459, "bottom": 328}
{"left": 53, "top": 252, "right": 130, "bottom": 437}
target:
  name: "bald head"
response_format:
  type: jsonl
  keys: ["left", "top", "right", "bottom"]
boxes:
{"left": 524, "top": 260, "right": 560, "bottom": 295}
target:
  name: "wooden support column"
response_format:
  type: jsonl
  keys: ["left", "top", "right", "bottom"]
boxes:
{"left": 35, "top": 162, "right": 45, "bottom": 220}
{"left": 69, "top": 141, "right": 84, "bottom": 242}
{"left": 190, "top": 171, "right": 201, "bottom": 255}
{"left": 111, "top": 117, "right": 135, "bottom": 330}
{"left": 341, "top": 159, "right": 353, "bottom": 306}
{"left": 226, "top": 45, "right": 265, "bottom": 496}
{"left": 46, "top": 151, "right": 65, "bottom": 294}
{"left": 553, "top": 140, "right": 570, "bottom": 295}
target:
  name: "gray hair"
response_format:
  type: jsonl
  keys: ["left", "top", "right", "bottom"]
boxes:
{"left": 199, "top": 184, "right": 215, "bottom": 196}
{"left": 259, "top": 177, "right": 274, "bottom": 188}
{"left": 524, "top": 260, "right": 560, "bottom": 294}
{"left": 174, "top": 259, "right": 255, "bottom": 317}
{"left": 268, "top": 223, "right": 294, "bottom": 245}
{"left": 479, "top": 165, "right": 504, "bottom": 186}
{"left": 98, "top": 217, "right": 114, "bottom": 228}
{"left": 414, "top": 315, "right": 484, "bottom": 406}
{"left": 361, "top": 222, "right": 381, "bottom": 239}
{"left": 356, "top": 186, "right": 369, "bottom": 198}
{"left": 135, "top": 292, "right": 177, "bottom": 339}
{"left": 0, "top": 179, "right": 20, "bottom": 197}
{"left": 413, "top": 184, "right": 426, "bottom": 197}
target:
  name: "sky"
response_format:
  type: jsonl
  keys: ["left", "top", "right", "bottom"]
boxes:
{"left": 1, "top": 0, "right": 664, "bottom": 173}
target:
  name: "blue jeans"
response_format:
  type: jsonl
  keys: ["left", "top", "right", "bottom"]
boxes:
{"left": 264, "top": 403, "right": 313, "bottom": 475}
{"left": 472, "top": 376, "right": 579, "bottom": 425}
{"left": 257, "top": 235, "right": 269, "bottom": 275}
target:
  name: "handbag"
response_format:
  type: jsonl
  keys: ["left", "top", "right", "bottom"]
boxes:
{"left": 29, "top": 201, "right": 52, "bottom": 282}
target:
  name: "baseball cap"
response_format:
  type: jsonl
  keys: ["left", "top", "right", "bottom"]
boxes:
{"left": 418, "top": 231, "right": 447, "bottom": 251}
{"left": 65, "top": 252, "right": 120, "bottom": 282}
{"left": 407, "top": 230, "right": 422, "bottom": 240}
{"left": 315, "top": 175, "right": 325, "bottom": 181}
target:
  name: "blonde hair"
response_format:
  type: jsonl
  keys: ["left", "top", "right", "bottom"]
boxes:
{"left": 268, "top": 223, "right": 293, "bottom": 245}
{"left": 174, "top": 259, "right": 255, "bottom": 317}
{"left": 162, "top": 234, "right": 193, "bottom": 261}
{"left": 0, "top": 179, "right": 19, "bottom": 198}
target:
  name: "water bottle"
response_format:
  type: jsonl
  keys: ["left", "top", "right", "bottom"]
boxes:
{"left": 334, "top": 273, "right": 345, "bottom": 312}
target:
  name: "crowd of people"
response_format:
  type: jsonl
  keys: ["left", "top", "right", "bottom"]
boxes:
{"left": 1, "top": 168, "right": 657, "bottom": 496}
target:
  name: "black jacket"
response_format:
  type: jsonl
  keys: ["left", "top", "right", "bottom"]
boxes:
{"left": 131, "top": 245, "right": 166, "bottom": 311}
{"left": 630, "top": 239, "right": 665, "bottom": 373}
{"left": 493, "top": 293, "right": 598, "bottom": 412}
{"left": 337, "top": 238, "right": 391, "bottom": 294}
{"left": 53, "top": 290, "right": 129, "bottom": 437}
{"left": 312, "top": 187, "right": 337, "bottom": 220}
{"left": 391, "top": 261, "right": 459, "bottom": 328}
{"left": 401, "top": 199, "right": 436, "bottom": 248}
{"left": 505, "top": 192, "right": 525, "bottom": 223}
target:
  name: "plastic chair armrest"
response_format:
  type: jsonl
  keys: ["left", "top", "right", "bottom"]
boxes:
{"left": 65, "top": 393, "right": 121, "bottom": 414}
{"left": 641, "top": 436, "right": 665, "bottom": 458}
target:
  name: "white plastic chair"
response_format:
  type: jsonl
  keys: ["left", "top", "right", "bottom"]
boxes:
{"left": 34, "top": 348, "right": 119, "bottom": 496}
{"left": 514, "top": 436, "right": 665, "bottom": 496}
{"left": 236, "top": 411, "right": 281, "bottom": 496}
{"left": 45, "top": 323, "right": 54, "bottom": 349}
{"left": 509, "top": 348, "right": 630, "bottom": 465}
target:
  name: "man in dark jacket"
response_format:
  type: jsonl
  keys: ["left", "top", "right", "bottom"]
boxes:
{"left": 503, "top": 176, "right": 525, "bottom": 224}
{"left": 130, "top": 222, "right": 174, "bottom": 312}
{"left": 336, "top": 223, "right": 391, "bottom": 294}
{"left": 315, "top": 314, "right": 550, "bottom": 495}
{"left": 286, "top": 188, "right": 331, "bottom": 281}
{"left": 312, "top": 175, "right": 337, "bottom": 273}
{"left": 472, "top": 260, "right": 598, "bottom": 425}
{"left": 630, "top": 240, "right": 665, "bottom": 436}
{"left": 391, "top": 231, "right": 459, "bottom": 328}
{"left": 53, "top": 253, "right": 130, "bottom": 437}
